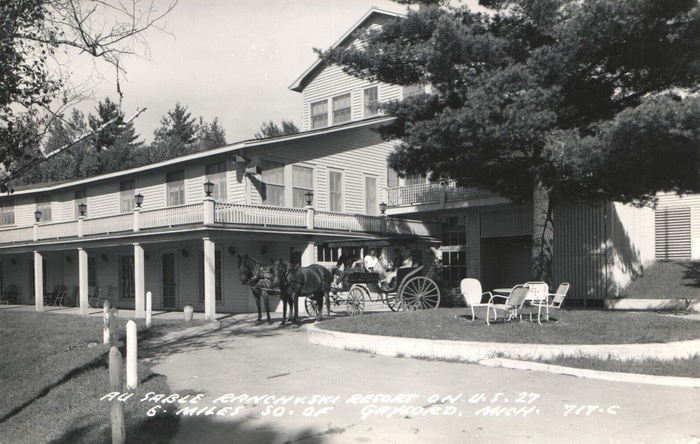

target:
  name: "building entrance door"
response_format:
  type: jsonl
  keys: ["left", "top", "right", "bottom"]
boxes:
{"left": 162, "top": 252, "right": 177, "bottom": 309}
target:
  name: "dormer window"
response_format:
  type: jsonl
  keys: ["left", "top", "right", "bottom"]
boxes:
{"left": 310, "top": 100, "right": 328, "bottom": 129}
{"left": 364, "top": 86, "right": 379, "bottom": 117}
{"left": 332, "top": 93, "right": 351, "bottom": 124}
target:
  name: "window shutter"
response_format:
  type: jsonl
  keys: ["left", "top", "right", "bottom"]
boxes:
{"left": 655, "top": 207, "right": 691, "bottom": 260}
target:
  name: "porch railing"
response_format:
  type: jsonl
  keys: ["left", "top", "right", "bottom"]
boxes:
{"left": 37, "top": 221, "right": 78, "bottom": 240}
{"left": 0, "top": 200, "right": 437, "bottom": 246}
{"left": 215, "top": 202, "right": 307, "bottom": 227}
{"left": 386, "top": 181, "right": 497, "bottom": 207}
{"left": 83, "top": 213, "right": 133, "bottom": 236}
{"left": 140, "top": 203, "right": 204, "bottom": 229}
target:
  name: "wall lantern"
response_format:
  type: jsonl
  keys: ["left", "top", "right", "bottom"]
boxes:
{"left": 101, "top": 254, "right": 109, "bottom": 262}
{"left": 134, "top": 193, "right": 144, "bottom": 208}
{"left": 203, "top": 181, "right": 214, "bottom": 197}
{"left": 181, "top": 249, "right": 189, "bottom": 258}
{"left": 227, "top": 246, "right": 236, "bottom": 256}
{"left": 34, "top": 210, "right": 42, "bottom": 222}
{"left": 78, "top": 202, "right": 87, "bottom": 217}
{"left": 379, "top": 202, "right": 387, "bottom": 215}
{"left": 304, "top": 190, "right": 314, "bottom": 206}
{"left": 65, "top": 256, "right": 72, "bottom": 263}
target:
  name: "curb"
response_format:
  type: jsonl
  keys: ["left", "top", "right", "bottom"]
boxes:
{"left": 478, "top": 358, "right": 700, "bottom": 388}
{"left": 606, "top": 299, "right": 700, "bottom": 312}
{"left": 307, "top": 324, "right": 700, "bottom": 362}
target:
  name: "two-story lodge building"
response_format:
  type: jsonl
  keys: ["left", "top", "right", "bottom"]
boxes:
{"left": 1, "top": 8, "right": 698, "bottom": 316}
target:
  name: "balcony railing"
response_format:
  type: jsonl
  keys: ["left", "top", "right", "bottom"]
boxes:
{"left": 386, "top": 181, "right": 497, "bottom": 207}
{"left": 0, "top": 200, "right": 437, "bottom": 246}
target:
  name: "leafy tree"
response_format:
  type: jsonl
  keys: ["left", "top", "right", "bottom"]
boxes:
{"left": 321, "top": 0, "right": 700, "bottom": 283}
{"left": 1, "top": 0, "right": 175, "bottom": 190}
{"left": 254, "top": 119, "right": 299, "bottom": 139}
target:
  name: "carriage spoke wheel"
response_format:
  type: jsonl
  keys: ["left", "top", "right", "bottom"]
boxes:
{"left": 400, "top": 276, "right": 441, "bottom": 311}
{"left": 385, "top": 292, "right": 403, "bottom": 312}
{"left": 304, "top": 297, "right": 319, "bottom": 317}
{"left": 346, "top": 286, "right": 366, "bottom": 316}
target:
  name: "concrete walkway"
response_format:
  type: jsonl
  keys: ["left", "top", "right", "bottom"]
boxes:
{"left": 146, "top": 314, "right": 700, "bottom": 444}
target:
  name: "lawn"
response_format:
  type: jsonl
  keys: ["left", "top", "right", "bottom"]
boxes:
{"left": 530, "top": 354, "right": 700, "bottom": 378}
{"left": 0, "top": 311, "right": 191, "bottom": 444}
{"left": 319, "top": 308, "right": 700, "bottom": 344}
{"left": 620, "top": 261, "right": 700, "bottom": 299}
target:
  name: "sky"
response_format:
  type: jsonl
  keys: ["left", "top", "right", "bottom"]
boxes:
{"left": 69, "top": 0, "right": 414, "bottom": 144}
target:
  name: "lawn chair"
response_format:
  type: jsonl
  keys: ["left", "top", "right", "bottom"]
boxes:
{"left": 460, "top": 278, "right": 493, "bottom": 321}
{"left": 1, "top": 285, "right": 18, "bottom": 304}
{"left": 531, "top": 282, "right": 570, "bottom": 325}
{"left": 44, "top": 285, "right": 62, "bottom": 306}
{"left": 53, "top": 285, "right": 67, "bottom": 307}
{"left": 88, "top": 287, "right": 104, "bottom": 308}
{"left": 485, "top": 284, "right": 530, "bottom": 325}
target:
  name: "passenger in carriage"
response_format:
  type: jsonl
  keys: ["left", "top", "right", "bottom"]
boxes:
{"left": 332, "top": 249, "right": 362, "bottom": 288}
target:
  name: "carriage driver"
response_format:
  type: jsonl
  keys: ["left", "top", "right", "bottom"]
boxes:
{"left": 332, "top": 249, "right": 362, "bottom": 288}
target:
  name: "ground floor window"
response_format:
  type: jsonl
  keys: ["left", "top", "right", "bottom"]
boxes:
{"left": 119, "top": 255, "right": 135, "bottom": 300}
{"left": 439, "top": 215, "right": 467, "bottom": 285}
{"left": 199, "top": 250, "right": 222, "bottom": 302}
{"left": 317, "top": 245, "right": 340, "bottom": 262}
{"left": 88, "top": 256, "right": 97, "bottom": 288}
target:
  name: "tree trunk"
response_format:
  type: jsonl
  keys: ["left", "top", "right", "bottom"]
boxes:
{"left": 532, "top": 177, "right": 554, "bottom": 285}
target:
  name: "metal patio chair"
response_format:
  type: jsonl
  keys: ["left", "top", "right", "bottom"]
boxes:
{"left": 531, "top": 282, "right": 570, "bottom": 325}
{"left": 460, "top": 278, "right": 492, "bottom": 321}
{"left": 1, "top": 285, "right": 18, "bottom": 304}
{"left": 485, "top": 284, "right": 530, "bottom": 325}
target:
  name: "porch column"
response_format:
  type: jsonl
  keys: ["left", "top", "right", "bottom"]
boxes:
{"left": 203, "top": 237, "right": 216, "bottom": 321}
{"left": 301, "top": 241, "right": 315, "bottom": 266}
{"left": 78, "top": 248, "right": 89, "bottom": 315}
{"left": 33, "top": 251, "right": 43, "bottom": 312}
{"left": 134, "top": 243, "right": 145, "bottom": 318}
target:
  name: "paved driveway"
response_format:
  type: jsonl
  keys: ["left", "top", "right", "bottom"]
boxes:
{"left": 147, "top": 315, "right": 700, "bottom": 444}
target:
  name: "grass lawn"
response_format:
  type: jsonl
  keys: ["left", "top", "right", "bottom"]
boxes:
{"left": 530, "top": 354, "right": 700, "bottom": 378}
{"left": 0, "top": 311, "right": 194, "bottom": 444}
{"left": 620, "top": 261, "right": 700, "bottom": 299}
{"left": 319, "top": 308, "right": 700, "bottom": 344}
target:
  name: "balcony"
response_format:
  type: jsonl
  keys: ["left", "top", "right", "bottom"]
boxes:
{"left": 0, "top": 201, "right": 436, "bottom": 247}
{"left": 386, "top": 182, "right": 501, "bottom": 208}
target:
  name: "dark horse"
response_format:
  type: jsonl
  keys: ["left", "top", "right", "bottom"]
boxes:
{"left": 237, "top": 254, "right": 292, "bottom": 325}
{"left": 271, "top": 259, "right": 332, "bottom": 325}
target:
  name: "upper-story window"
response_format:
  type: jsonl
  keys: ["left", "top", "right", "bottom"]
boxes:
{"left": 328, "top": 170, "right": 343, "bottom": 212}
{"left": 292, "top": 165, "right": 313, "bottom": 208}
{"left": 387, "top": 167, "right": 399, "bottom": 188}
{"left": 36, "top": 195, "right": 52, "bottom": 222}
{"left": 310, "top": 100, "right": 328, "bottom": 129}
{"left": 205, "top": 161, "right": 227, "bottom": 201}
{"left": 0, "top": 199, "right": 14, "bottom": 226}
{"left": 120, "top": 180, "right": 135, "bottom": 213}
{"left": 261, "top": 161, "right": 285, "bottom": 206}
{"left": 363, "top": 86, "right": 379, "bottom": 117}
{"left": 74, "top": 189, "right": 87, "bottom": 218}
{"left": 332, "top": 93, "right": 351, "bottom": 124}
{"left": 166, "top": 170, "right": 185, "bottom": 206}
{"left": 365, "top": 175, "right": 377, "bottom": 215}
{"left": 405, "top": 173, "right": 426, "bottom": 185}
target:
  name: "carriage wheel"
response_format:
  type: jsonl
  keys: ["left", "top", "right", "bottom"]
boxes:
{"left": 346, "top": 286, "right": 367, "bottom": 316}
{"left": 399, "top": 276, "right": 441, "bottom": 310}
{"left": 304, "top": 297, "right": 319, "bottom": 317}
{"left": 385, "top": 292, "right": 403, "bottom": 312}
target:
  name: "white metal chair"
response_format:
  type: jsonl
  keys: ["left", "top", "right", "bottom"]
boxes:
{"left": 531, "top": 282, "right": 570, "bottom": 325}
{"left": 523, "top": 281, "right": 549, "bottom": 321}
{"left": 460, "top": 278, "right": 492, "bottom": 321}
{"left": 485, "top": 284, "right": 530, "bottom": 325}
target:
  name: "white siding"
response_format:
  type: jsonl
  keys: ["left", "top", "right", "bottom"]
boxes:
{"left": 89, "top": 182, "right": 118, "bottom": 217}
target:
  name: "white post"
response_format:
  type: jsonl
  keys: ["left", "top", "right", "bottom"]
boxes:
{"left": 126, "top": 320, "right": 138, "bottom": 390}
{"left": 301, "top": 241, "right": 315, "bottom": 266}
{"left": 146, "top": 291, "right": 152, "bottom": 328}
{"left": 77, "top": 215, "right": 85, "bottom": 237}
{"left": 33, "top": 222, "right": 39, "bottom": 242}
{"left": 134, "top": 243, "right": 145, "bottom": 318}
{"left": 133, "top": 206, "right": 141, "bottom": 232}
{"left": 78, "top": 248, "right": 88, "bottom": 315}
{"left": 203, "top": 237, "right": 216, "bottom": 321}
{"left": 103, "top": 300, "right": 111, "bottom": 344}
{"left": 33, "top": 251, "right": 43, "bottom": 311}
{"left": 306, "top": 205, "right": 314, "bottom": 230}
{"left": 380, "top": 215, "right": 388, "bottom": 235}
{"left": 203, "top": 196, "right": 215, "bottom": 225}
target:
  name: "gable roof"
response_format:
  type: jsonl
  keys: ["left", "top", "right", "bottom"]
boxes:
{"left": 6, "top": 115, "right": 395, "bottom": 197}
{"left": 288, "top": 7, "right": 405, "bottom": 93}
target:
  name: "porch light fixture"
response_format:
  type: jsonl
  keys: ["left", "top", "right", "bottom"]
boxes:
{"left": 203, "top": 181, "right": 214, "bottom": 197}
{"left": 34, "top": 210, "right": 42, "bottom": 222}
{"left": 304, "top": 190, "right": 314, "bottom": 206}
{"left": 134, "top": 193, "right": 144, "bottom": 208}
{"left": 78, "top": 202, "right": 87, "bottom": 217}
{"left": 379, "top": 202, "right": 387, "bottom": 215}
{"left": 181, "top": 249, "right": 189, "bottom": 258}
